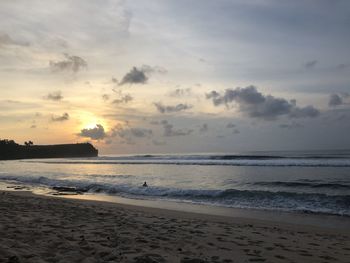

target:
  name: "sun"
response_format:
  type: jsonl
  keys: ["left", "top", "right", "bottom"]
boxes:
{"left": 78, "top": 112, "right": 109, "bottom": 131}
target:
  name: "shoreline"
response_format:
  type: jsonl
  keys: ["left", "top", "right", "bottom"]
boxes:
{"left": 2, "top": 182, "right": 350, "bottom": 231}
{"left": 1, "top": 190, "right": 349, "bottom": 262}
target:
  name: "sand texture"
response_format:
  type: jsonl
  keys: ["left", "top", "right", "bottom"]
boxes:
{"left": 0, "top": 191, "right": 349, "bottom": 263}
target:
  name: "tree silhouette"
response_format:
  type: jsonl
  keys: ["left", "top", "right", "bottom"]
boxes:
{"left": 24, "top": 141, "right": 34, "bottom": 146}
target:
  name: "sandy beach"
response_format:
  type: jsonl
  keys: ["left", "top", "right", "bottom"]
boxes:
{"left": 0, "top": 191, "right": 349, "bottom": 263}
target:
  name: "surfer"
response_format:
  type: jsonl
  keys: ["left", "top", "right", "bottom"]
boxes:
{"left": 142, "top": 181, "right": 148, "bottom": 187}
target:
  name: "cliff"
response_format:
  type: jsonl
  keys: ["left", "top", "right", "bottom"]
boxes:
{"left": 0, "top": 140, "right": 98, "bottom": 160}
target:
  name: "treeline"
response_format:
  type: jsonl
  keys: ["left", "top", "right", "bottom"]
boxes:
{"left": 0, "top": 139, "right": 98, "bottom": 160}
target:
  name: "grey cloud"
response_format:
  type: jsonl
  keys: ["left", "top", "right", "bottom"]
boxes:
{"left": 141, "top": 65, "right": 167, "bottom": 74}
{"left": 112, "top": 124, "right": 152, "bottom": 139}
{"left": 304, "top": 60, "right": 318, "bottom": 69}
{"left": 232, "top": 129, "right": 240, "bottom": 134}
{"left": 162, "top": 121, "right": 193, "bottom": 137}
{"left": 102, "top": 94, "right": 110, "bottom": 101}
{"left": 336, "top": 64, "right": 349, "bottom": 70}
{"left": 152, "top": 139, "right": 166, "bottom": 146}
{"left": 154, "top": 102, "right": 192, "bottom": 114}
{"left": 169, "top": 88, "right": 192, "bottom": 97}
{"left": 149, "top": 120, "right": 160, "bottom": 125}
{"left": 279, "top": 122, "right": 304, "bottom": 129}
{"left": 199, "top": 123, "right": 208, "bottom": 133}
{"left": 0, "top": 33, "right": 29, "bottom": 47}
{"left": 119, "top": 67, "right": 147, "bottom": 85}
{"left": 45, "top": 91, "right": 63, "bottom": 101}
{"left": 129, "top": 128, "right": 152, "bottom": 138}
{"left": 119, "top": 65, "right": 166, "bottom": 86}
{"left": 112, "top": 94, "right": 133, "bottom": 104}
{"left": 51, "top": 113, "right": 69, "bottom": 122}
{"left": 49, "top": 54, "right": 87, "bottom": 73}
{"left": 329, "top": 93, "right": 349, "bottom": 107}
{"left": 206, "top": 86, "right": 320, "bottom": 120}
{"left": 226, "top": 123, "right": 236, "bottom": 128}
{"left": 78, "top": 124, "right": 106, "bottom": 140}
{"left": 289, "top": 105, "right": 320, "bottom": 118}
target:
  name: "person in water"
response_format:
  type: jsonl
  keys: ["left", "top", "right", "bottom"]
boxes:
{"left": 143, "top": 181, "right": 148, "bottom": 187}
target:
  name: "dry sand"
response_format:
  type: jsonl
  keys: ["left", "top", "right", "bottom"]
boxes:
{"left": 0, "top": 190, "right": 349, "bottom": 263}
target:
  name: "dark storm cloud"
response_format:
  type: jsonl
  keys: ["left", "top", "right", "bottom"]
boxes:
{"left": 51, "top": 113, "right": 69, "bottom": 122}
{"left": 161, "top": 120, "right": 193, "bottom": 137}
{"left": 154, "top": 102, "right": 192, "bottom": 114}
{"left": 49, "top": 54, "right": 87, "bottom": 73}
{"left": 0, "top": 33, "right": 29, "bottom": 47}
{"left": 45, "top": 91, "right": 63, "bottom": 101}
{"left": 304, "top": 60, "right": 318, "bottom": 69}
{"left": 206, "top": 86, "right": 320, "bottom": 120}
{"left": 119, "top": 65, "right": 167, "bottom": 86}
{"left": 78, "top": 124, "right": 106, "bottom": 140}
{"left": 328, "top": 93, "right": 349, "bottom": 107}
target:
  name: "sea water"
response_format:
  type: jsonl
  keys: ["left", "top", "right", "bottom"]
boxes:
{"left": 0, "top": 150, "right": 349, "bottom": 216}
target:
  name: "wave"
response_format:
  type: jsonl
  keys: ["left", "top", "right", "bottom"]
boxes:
{"left": 1, "top": 174, "right": 349, "bottom": 216}
{"left": 252, "top": 181, "right": 350, "bottom": 190}
{"left": 21, "top": 157, "right": 350, "bottom": 167}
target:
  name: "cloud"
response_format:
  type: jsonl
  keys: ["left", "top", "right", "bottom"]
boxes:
{"left": 0, "top": 33, "right": 29, "bottom": 47}
{"left": 152, "top": 139, "right": 166, "bottom": 146}
{"left": 279, "top": 122, "right": 303, "bottom": 129}
{"left": 51, "top": 113, "right": 69, "bottom": 122}
{"left": 119, "top": 67, "right": 147, "bottom": 85}
{"left": 119, "top": 65, "right": 167, "bottom": 86}
{"left": 232, "top": 129, "right": 240, "bottom": 134}
{"left": 149, "top": 120, "right": 160, "bottom": 125}
{"left": 112, "top": 124, "right": 153, "bottom": 139}
{"left": 289, "top": 105, "right": 320, "bottom": 118}
{"left": 112, "top": 94, "right": 133, "bottom": 104}
{"left": 102, "top": 94, "right": 110, "bottom": 101}
{"left": 154, "top": 102, "right": 192, "bottom": 113}
{"left": 328, "top": 93, "right": 349, "bottom": 107}
{"left": 304, "top": 60, "right": 318, "bottom": 69}
{"left": 169, "top": 88, "right": 192, "bottom": 97}
{"left": 199, "top": 123, "right": 208, "bottom": 133}
{"left": 161, "top": 120, "right": 193, "bottom": 137}
{"left": 336, "top": 64, "right": 349, "bottom": 70}
{"left": 78, "top": 124, "right": 106, "bottom": 140}
{"left": 226, "top": 123, "right": 236, "bottom": 128}
{"left": 206, "top": 86, "right": 320, "bottom": 120}
{"left": 45, "top": 91, "right": 63, "bottom": 101}
{"left": 49, "top": 53, "right": 87, "bottom": 73}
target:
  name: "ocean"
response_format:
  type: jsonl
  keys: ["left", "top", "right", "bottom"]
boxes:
{"left": 1, "top": 150, "right": 350, "bottom": 216}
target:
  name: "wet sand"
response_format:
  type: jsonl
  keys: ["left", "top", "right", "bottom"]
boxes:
{"left": 0, "top": 190, "right": 349, "bottom": 263}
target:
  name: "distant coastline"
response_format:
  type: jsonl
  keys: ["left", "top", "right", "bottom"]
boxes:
{"left": 0, "top": 139, "right": 98, "bottom": 160}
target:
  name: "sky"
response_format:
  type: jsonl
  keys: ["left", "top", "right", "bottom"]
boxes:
{"left": 0, "top": 0, "right": 350, "bottom": 154}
